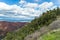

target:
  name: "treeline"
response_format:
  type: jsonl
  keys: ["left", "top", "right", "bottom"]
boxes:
{"left": 3, "top": 7, "right": 60, "bottom": 40}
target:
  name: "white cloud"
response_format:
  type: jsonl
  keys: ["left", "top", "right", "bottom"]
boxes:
{"left": 25, "top": 3, "right": 38, "bottom": 8}
{"left": 0, "top": 14, "right": 5, "bottom": 16}
{"left": 0, "top": 0, "right": 57, "bottom": 22}
{"left": 39, "top": 2, "right": 53, "bottom": 12}
{"left": 39, "top": 2, "right": 53, "bottom": 9}
{"left": 19, "top": 0, "right": 26, "bottom": 5}
{"left": 0, "top": 2, "right": 11, "bottom": 10}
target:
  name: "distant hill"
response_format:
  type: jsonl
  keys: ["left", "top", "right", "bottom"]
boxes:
{"left": 0, "top": 21, "right": 27, "bottom": 32}
{"left": 0, "top": 21, "right": 27, "bottom": 38}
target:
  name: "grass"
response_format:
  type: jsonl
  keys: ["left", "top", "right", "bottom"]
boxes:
{"left": 37, "top": 29, "right": 60, "bottom": 40}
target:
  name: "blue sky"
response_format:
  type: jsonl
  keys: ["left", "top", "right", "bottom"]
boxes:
{"left": 0, "top": 0, "right": 59, "bottom": 5}
{"left": 0, "top": 0, "right": 60, "bottom": 22}
{"left": 0, "top": 0, "right": 20, "bottom": 5}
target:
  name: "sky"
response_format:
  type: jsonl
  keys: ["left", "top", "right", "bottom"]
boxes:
{"left": 0, "top": 0, "right": 60, "bottom": 22}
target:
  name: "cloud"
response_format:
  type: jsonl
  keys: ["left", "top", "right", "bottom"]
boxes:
{"left": 0, "top": 0, "right": 56, "bottom": 22}
{"left": 39, "top": 2, "right": 54, "bottom": 12}
{"left": 39, "top": 2, "right": 53, "bottom": 9}
{"left": 0, "top": 2, "right": 11, "bottom": 10}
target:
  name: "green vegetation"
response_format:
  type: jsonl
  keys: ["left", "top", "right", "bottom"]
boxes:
{"left": 37, "top": 30, "right": 60, "bottom": 40}
{"left": 3, "top": 7, "right": 60, "bottom": 40}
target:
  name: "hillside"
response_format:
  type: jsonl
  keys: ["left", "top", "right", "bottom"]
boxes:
{"left": 2, "top": 7, "right": 60, "bottom": 40}
{"left": 25, "top": 17, "right": 60, "bottom": 40}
